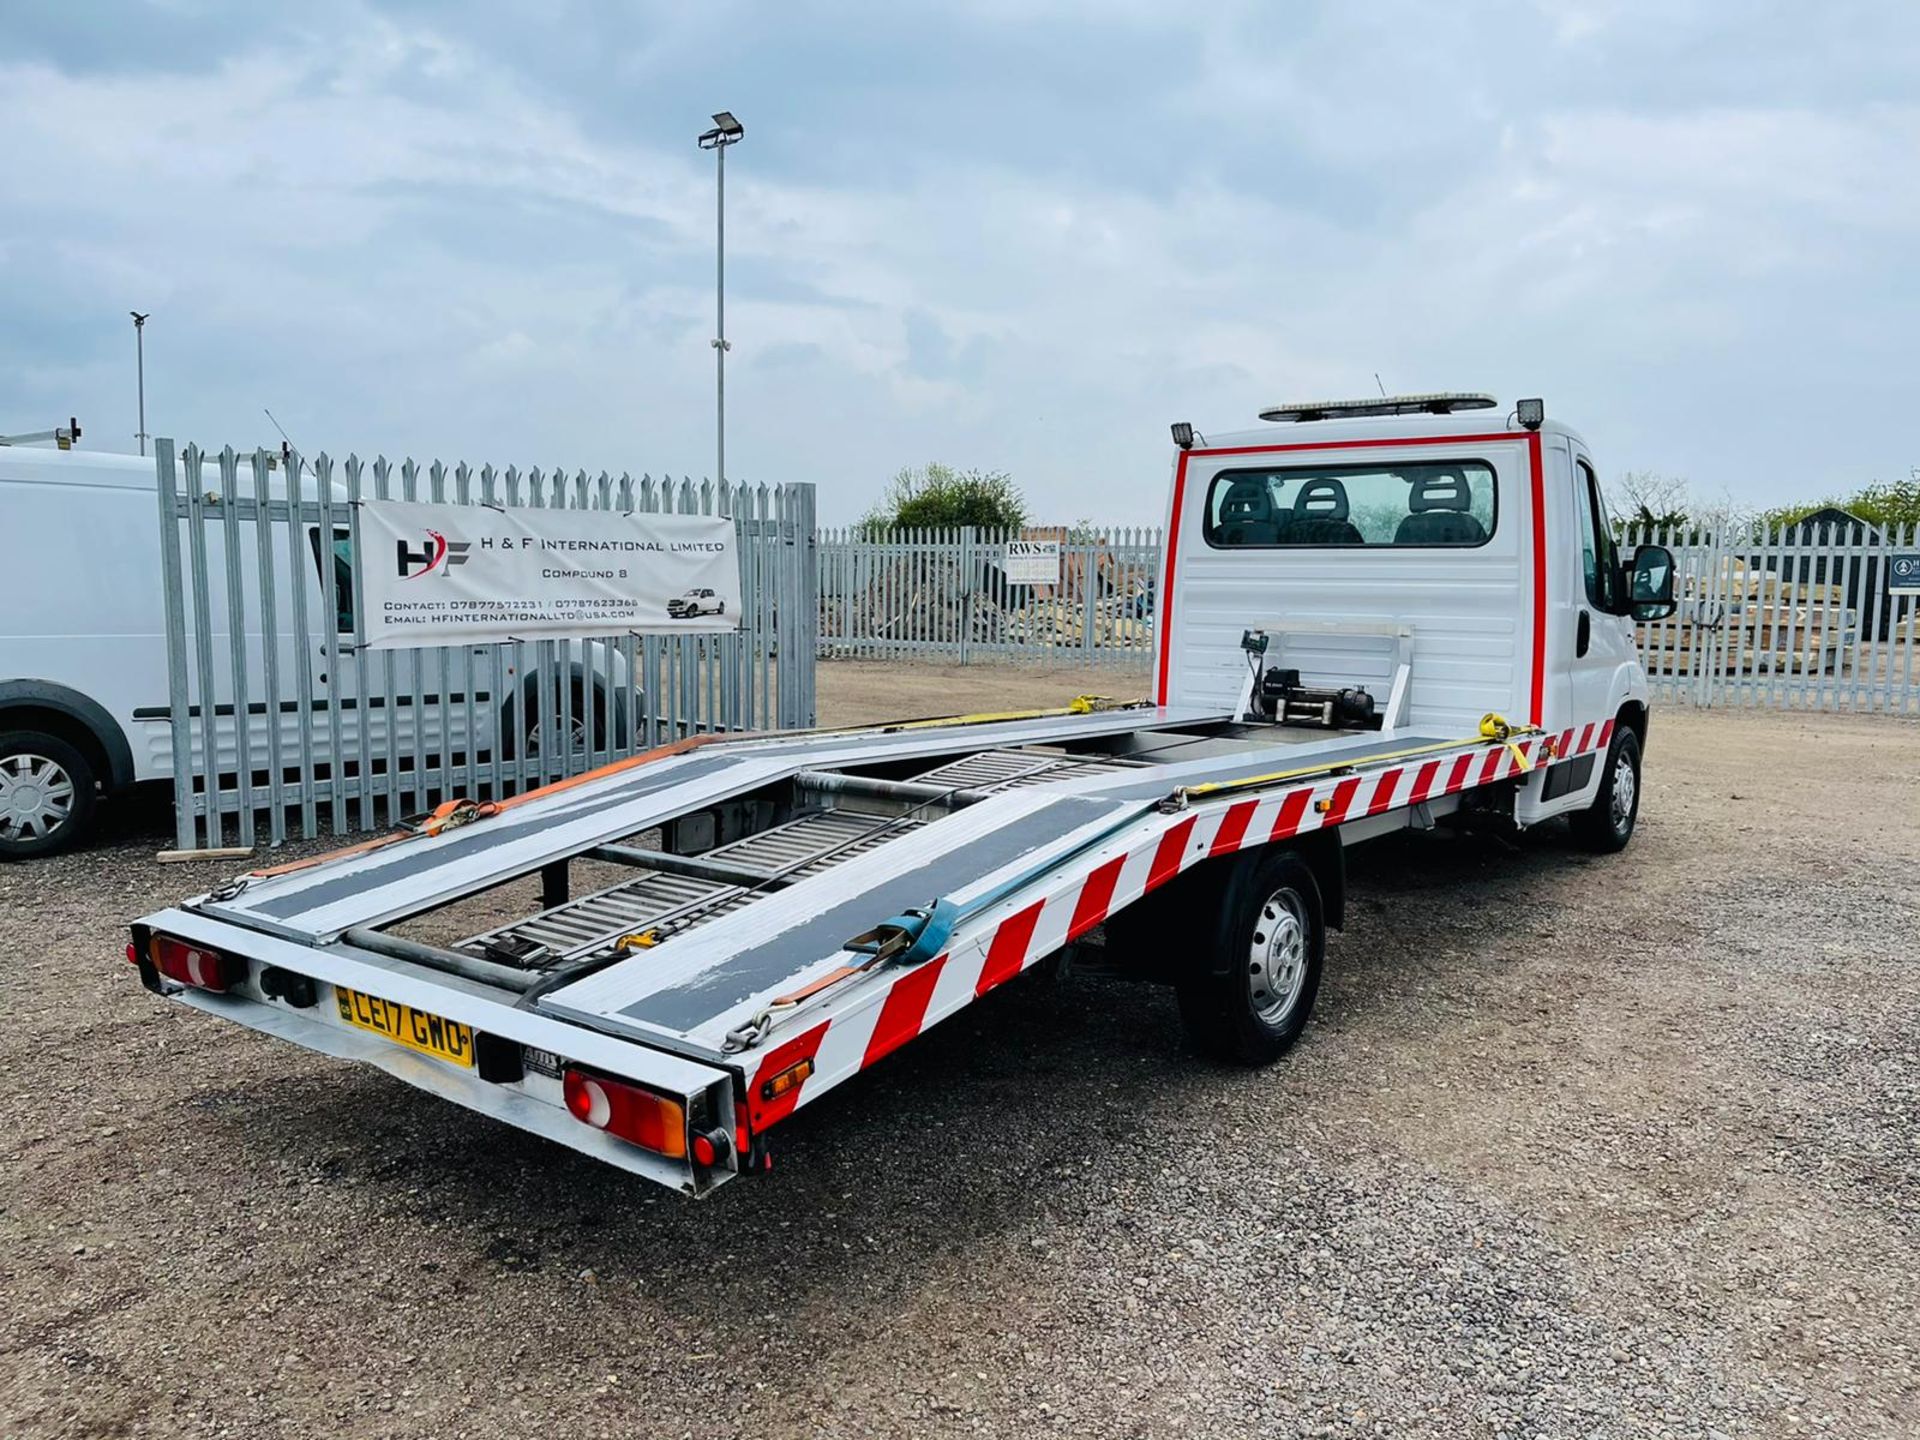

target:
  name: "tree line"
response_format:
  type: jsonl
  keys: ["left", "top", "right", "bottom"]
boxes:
{"left": 1609, "top": 470, "right": 1920, "bottom": 535}
{"left": 860, "top": 462, "right": 1920, "bottom": 538}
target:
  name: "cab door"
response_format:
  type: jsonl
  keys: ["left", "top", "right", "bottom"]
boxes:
{"left": 1566, "top": 448, "right": 1634, "bottom": 776}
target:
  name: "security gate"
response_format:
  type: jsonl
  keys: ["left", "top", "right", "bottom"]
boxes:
{"left": 154, "top": 440, "right": 816, "bottom": 852}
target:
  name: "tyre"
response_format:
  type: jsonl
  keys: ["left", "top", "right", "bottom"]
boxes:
{"left": 0, "top": 730, "right": 97, "bottom": 860}
{"left": 508, "top": 683, "right": 614, "bottom": 765}
{"left": 1569, "top": 724, "right": 1641, "bottom": 854}
{"left": 1176, "top": 849, "right": 1325, "bottom": 1065}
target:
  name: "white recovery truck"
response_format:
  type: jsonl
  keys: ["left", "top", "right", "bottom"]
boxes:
{"left": 132, "top": 395, "right": 1678, "bottom": 1196}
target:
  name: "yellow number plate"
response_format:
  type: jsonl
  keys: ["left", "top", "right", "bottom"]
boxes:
{"left": 334, "top": 986, "right": 474, "bottom": 1068}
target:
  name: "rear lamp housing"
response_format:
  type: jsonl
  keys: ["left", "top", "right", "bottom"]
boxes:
{"left": 562, "top": 1066, "right": 687, "bottom": 1159}
{"left": 149, "top": 935, "right": 241, "bottom": 992}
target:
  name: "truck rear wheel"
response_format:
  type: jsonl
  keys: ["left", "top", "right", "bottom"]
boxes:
{"left": 1176, "top": 849, "right": 1325, "bottom": 1064}
{"left": 0, "top": 730, "right": 96, "bottom": 860}
{"left": 1569, "top": 725, "right": 1641, "bottom": 854}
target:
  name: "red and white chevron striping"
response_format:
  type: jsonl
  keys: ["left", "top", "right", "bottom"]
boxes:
{"left": 745, "top": 720, "right": 1616, "bottom": 1134}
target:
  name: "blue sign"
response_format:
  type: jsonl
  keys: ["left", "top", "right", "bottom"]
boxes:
{"left": 1892, "top": 552, "right": 1920, "bottom": 596}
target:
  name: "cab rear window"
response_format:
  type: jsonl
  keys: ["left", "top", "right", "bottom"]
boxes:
{"left": 1203, "top": 461, "right": 1496, "bottom": 548}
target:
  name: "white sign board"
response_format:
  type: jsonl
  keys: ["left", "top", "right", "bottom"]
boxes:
{"left": 1004, "top": 539, "right": 1061, "bottom": 587}
{"left": 356, "top": 500, "right": 741, "bottom": 650}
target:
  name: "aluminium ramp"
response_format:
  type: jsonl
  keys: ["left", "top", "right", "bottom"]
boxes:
{"left": 194, "top": 704, "right": 1226, "bottom": 943}
{"left": 537, "top": 722, "right": 1464, "bottom": 1059}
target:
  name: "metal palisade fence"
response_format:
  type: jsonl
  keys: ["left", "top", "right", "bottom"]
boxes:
{"left": 815, "top": 519, "right": 1920, "bottom": 713}
{"left": 817, "top": 525, "right": 1162, "bottom": 666}
{"left": 1625, "top": 520, "right": 1920, "bottom": 712}
{"left": 155, "top": 440, "right": 817, "bottom": 852}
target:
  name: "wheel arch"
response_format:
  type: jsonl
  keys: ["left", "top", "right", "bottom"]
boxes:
{"left": 1615, "top": 696, "right": 1649, "bottom": 753}
{"left": 1283, "top": 828, "right": 1346, "bottom": 932}
{"left": 0, "top": 680, "right": 134, "bottom": 792}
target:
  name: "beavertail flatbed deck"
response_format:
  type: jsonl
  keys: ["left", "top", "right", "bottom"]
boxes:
{"left": 133, "top": 396, "right": 1665, "bottom": 1194}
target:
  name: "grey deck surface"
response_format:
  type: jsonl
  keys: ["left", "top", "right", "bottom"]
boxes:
{"left": 195, "top": 704, "right": 1454, "bottom": 1059}
{"left": 537, "top": 722, "right": 1453, "bottom": 1052}
{"left": 199, "top": 706, "right": 1227, "bottom": 940}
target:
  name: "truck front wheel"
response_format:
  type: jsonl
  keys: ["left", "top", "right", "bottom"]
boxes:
{"left": 1569, "top": 725, "right": 1642, "bottom": 854}
{"left": 1176, "top": 850, "right": 1325, "bottom": 1065}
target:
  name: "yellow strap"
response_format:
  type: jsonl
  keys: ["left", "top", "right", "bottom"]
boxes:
{"left": 1479, "top": 711, "right": 1535, "bottom": 773}
{"left": 1182, "top": 715, "right": 1544, "bottom": 802}
{"left": 873, "top": 695, "right": 1144, "bottom": 733}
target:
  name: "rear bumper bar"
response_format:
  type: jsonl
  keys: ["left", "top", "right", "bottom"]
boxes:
{"left": 133, "top": 907, "right": 741, "bottom": 1195}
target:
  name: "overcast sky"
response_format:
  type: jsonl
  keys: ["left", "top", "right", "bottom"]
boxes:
{"left": 3, "top": 1, "right": 1915, "bottom": 523}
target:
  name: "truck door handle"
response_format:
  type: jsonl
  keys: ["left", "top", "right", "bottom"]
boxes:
{"left": 1576, "top": 610, "right": 1592, "bottom": 658}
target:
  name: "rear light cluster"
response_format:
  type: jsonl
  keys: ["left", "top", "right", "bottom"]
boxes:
{"left": 563, "top": 1067, "right": 687, "bottom": 1158}
{"left": 148, "top": 935, "right": 241, "bottom": 992}
{"left": 560, "top": 1065, "right": 731, "bottom": 1168}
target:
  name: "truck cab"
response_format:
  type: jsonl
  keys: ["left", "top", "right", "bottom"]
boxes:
{"left": 1156, "top": 393, "right": 1675, "bottom": 836}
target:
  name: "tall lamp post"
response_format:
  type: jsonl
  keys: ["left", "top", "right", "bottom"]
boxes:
{"left": 130, "top": 311, "right": 151, "bottom": 456}
{"left": 697, "top": 110, "right": 744, "bottom": 486}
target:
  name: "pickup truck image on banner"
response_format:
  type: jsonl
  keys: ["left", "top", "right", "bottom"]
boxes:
{"left": 356, "top": 499, "right": 742, "bottom": 649}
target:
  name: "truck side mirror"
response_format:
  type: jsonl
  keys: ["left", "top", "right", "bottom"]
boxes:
{"left": 1625, "top": 544, "right": 1677, "bottom": 621}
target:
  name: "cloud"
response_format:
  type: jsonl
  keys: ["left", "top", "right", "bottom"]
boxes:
{"left": 2, "top": 1, "right": 1917, "bottom": 521}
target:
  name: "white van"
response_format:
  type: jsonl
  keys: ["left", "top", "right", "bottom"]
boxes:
{"left": 0, "top": 447, "right": 622, "bottom": 858}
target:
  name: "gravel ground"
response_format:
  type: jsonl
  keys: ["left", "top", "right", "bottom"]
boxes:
{"left": 2, "top": 664, "right": 1916, "bottom": 1439}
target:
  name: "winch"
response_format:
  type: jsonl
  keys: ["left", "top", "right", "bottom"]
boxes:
{"left": 1240, "top": 629, "right": 1378, "bottom": 730}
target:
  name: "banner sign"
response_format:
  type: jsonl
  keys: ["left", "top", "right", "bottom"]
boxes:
{"left": 1891, "top": 552, "right": 1920, "bottom": 596}
{"left": 1004, "top": 539, "right": 1061, "bottom": 587}
{"left": 356, "top": 500, "right": 741, "bottom": 650}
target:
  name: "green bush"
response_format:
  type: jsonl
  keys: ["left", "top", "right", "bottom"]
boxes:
{"left": 861, "top": 463, "right": 1028, "bottom": 533}
{"left": 1756, "top": 476, "right": 1920, "bottom": 533}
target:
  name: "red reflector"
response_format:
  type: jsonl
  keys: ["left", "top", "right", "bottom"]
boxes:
{"left": 125, "top": 942, "right": 138, "bottom": 965}
{"left": 150, "top": 935, "right": 237, "bottom": 992}
{"left": 561, "top": 1067, "right": 687, "bottom": 1159}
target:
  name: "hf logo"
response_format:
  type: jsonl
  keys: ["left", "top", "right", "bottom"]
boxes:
{"left": 396, "top": 529, "right": 472, "bottom": 579}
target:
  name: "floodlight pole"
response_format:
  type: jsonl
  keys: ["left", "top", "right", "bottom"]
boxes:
{"left": 130, "top": 311, "right": 151, "bottom": 456}
{"left": 698, "top": 112, "right": 743, "bottom": 487}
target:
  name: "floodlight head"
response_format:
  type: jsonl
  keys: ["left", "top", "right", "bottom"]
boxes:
{"left": 130, "top": 310, "right": 150, "bottom": 326}
{"left": 1515, "top": 397, "right": 1546, "bottom": 430}
{"left": 1170, "top": 421, "right": 1196, "bottom": 451}
{"left": 699, "top": 110, "right": 745, "bottom": 147}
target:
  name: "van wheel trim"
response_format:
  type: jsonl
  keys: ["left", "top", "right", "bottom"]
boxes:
{"left": 0, "top": 752, "right": 76, "bottom": 841}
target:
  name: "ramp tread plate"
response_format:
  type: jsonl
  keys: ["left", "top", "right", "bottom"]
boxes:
{"left": 457, "top": 810, "right": 922, "bottom": 963}
{"left": 910, "top": 748, "right": 1148, "bottom": 792}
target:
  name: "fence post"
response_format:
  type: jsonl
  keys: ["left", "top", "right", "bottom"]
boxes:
{"left": 153, "top": 440, "right": 197, "bottom": 852}
{"left": 789, "top": 483, "right": 818, "bottom": 726}
{"left": 959, "top": 526, "right": 975, "bottom": 665}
